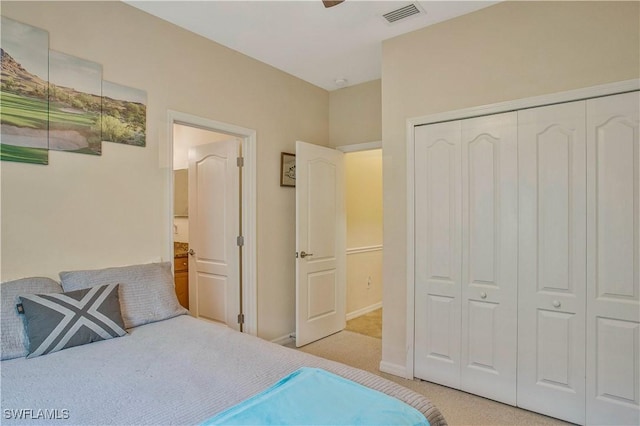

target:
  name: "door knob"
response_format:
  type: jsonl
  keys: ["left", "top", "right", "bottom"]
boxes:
{"left": 300, "top": 251, "right": 313, "bottom": 259}
{"left": 480, "top": 292, "right": 487, "bottom": 299}
{"left": 552, "top": 300, "right": 561, "bottom": 308}
{"left": 188, "top": 249, "right": 195, "bottom": 256}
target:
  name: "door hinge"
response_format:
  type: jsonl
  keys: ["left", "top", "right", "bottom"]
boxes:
{"left": 237, "top": 313, "right": 245, "bottom": 324}
{"left": 237, "top": 157, "right": 244, "bottom": 167}
{"left": 237, "top": 235, "right": 244, "bottom": 247}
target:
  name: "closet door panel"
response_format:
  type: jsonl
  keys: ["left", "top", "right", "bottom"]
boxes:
{"left": 536, "top": 309, "right": 574, "bottom": 385}
{"left": 517, "top": 101, "right": 586, "bottom": 425}
{"left": 460, "top": 112, "right": 518, "bottom": 405}
{"left": 414, "top": 121, "right": 462, "bottom": 388}
{"left": 586, "top": 91, "right": 640, "bottom": 426}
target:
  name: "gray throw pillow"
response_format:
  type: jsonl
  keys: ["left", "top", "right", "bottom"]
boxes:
{"left": 0, "top": 277, "right": 62, "bottom": 360}
{"left": 59, "top": 262, "right": 188, "bottom": 329}
{"left": 20, "top": 283, "right": 126, "bottom": 358}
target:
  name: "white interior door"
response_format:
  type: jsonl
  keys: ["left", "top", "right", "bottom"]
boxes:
{"left": 586, "top": 91, "right": 640, "bottom": 426}
{"left": 460, "top": 112, "right": 518, "bottom": 405}
{"left": 517, "top": 101, "right": 587, "bottom": 424}
{"left": 414, "top": 121, "right": 463, "bottom": 388}
{"left": 188, "top": 140, "right": 241, "bottom": 330}
{"left": 295, "top": 140, "right": 346, "bottom": 347}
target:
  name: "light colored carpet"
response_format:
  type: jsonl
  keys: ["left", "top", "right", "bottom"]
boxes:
{"left": 345, "top": 308, "right": 382, "bottom": 339}
{"left": 294, "top": 330, "right": 573, "bottom": 426}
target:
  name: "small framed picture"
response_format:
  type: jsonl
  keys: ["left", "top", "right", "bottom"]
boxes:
{"left": 280, "top": 152, "right": 296, "bottom": 187}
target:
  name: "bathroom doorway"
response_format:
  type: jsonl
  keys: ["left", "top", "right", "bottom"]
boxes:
{"left": 168, "top": 111, "right": 257, "bottom": 335}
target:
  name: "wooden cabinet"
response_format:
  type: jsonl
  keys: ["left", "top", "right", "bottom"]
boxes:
{"left": 174, "top": 257, "right": 189, "bottom": 309}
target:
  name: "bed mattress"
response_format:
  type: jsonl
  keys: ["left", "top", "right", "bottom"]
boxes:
{"left": 1, "top": 315, "right": 446, "bottom": 425}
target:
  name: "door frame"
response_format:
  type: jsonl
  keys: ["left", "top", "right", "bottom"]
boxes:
{"left": 404, "top": 79, "right": 639, "bottom": 380}
{"left": 336, "top": 140, "right": 381, "bottom": 153}
{"left": 166, "top": 110, "right": 257, "bottom": 336}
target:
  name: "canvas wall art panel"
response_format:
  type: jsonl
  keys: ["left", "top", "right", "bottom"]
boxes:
{"left": 48, "top": 50, "right": 102, "bottom": 155}
{"left": 102, "top": 81, "right": 146, "bottom": 147}
{"left": 0, "top": 16, "right": 50, "bottom": 165}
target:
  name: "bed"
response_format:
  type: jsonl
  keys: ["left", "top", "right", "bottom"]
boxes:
{"left": 0, "top": 262, "right": 446, "bottom": 425}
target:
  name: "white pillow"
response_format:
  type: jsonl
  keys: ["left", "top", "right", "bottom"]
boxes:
{"left": 1, "top": 277, "right": 62, "bottom": 360}
{"left": 60, "top": 262, "right": 188, "bottom": 329}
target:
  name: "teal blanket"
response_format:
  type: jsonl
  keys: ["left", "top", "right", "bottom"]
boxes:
{"left": 202, "top": 367, "right": 429, "bottom": 425}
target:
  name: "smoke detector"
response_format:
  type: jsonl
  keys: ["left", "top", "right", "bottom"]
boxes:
{"left": 382, "top": 3, "right": 424, "bottom": 24}
{"left": 334, "top": 78, "right": 348, "bottom": 88}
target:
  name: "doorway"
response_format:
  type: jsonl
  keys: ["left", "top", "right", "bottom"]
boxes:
{"left": 341, "top": 144, "right": 383, "bottom": 339}
{"left": 167, "top": 111, "right": 257, "bottom": 335}
{"left": 294, "top": 142, "right": 383, "bottom": 345}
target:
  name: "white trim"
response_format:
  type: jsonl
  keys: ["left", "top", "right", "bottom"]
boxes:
{"left": 405, "top": 118, "right": 416, "bottom": 381}
{"left": 408, "top": 79, "right": 640, "bottom": 128}
{"left": 346, "top": 244, "right": 383, "bottom": 255}
{"left": 166, "top": 110, "right": 258, "bottom": 336}
{"left": 346, "top": 301, "right": 382, "bottom": 321}
{"left": 405, "top": 79, "right": 640, "bottom": 379}
{"left": 271, "top": 332, "right": 295, "bottom": 346}
{"left": 336, "top": 140, "right": 382, "bottom": 153}
{"left": 379, "top": 361, "right": 409, "bottom": 379}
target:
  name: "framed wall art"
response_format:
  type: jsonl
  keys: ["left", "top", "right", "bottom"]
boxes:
{"left": 280, "top": 152, "right": 295, "bottom": 187}
{"left": 0, "top": 16, "right": 148, "bottom": 166}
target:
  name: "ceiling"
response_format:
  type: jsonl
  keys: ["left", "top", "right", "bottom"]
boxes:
{"left": 125, "top": 1, "right": 497, "bottom": 91}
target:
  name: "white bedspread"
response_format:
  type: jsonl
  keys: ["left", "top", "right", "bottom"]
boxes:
{"left": 1, "top": 315, "right": 446, "bottom": 425}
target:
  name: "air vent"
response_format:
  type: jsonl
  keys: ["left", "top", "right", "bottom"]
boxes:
{"left": 382, "top": 3, "right": 422, "bottom": 24}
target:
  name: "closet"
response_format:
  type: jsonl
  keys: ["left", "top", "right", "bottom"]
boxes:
{"left": 412, "top": 91, "right": 639, "bottom": 425}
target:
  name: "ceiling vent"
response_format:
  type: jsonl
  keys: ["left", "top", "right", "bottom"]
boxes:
{"left": 382, "top": 3, "right": 423, "bottom": 24}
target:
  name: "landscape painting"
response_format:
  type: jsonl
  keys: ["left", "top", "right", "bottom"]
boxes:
{"left": 102, "top": 81, "right": 146, "bottom": 147}
{"left": 0, "top": 16, "right": 50, "bottom": 165}
{"left": 48, "top": 50, "right": 102, "bottom": 155}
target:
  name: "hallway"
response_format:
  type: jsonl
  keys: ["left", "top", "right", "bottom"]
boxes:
{"left": 345, "top": 308, "right": 381, "bottom": 339}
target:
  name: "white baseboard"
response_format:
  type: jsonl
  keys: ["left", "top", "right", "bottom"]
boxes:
{"left": 379, "top": 361, "right": 409, "bottom": 379}
{"left": 271, "top": 332, "right": 295, "bottom": 346}
{"left": 273, "top": 302, "right": 382, "bottom": 344}
{"left": 346, "top": 302, "right": 382, "bottom": 321}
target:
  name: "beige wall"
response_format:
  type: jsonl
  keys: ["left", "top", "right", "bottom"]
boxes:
{"left": 381, "top": 1, "right": 640, "bottom": 368}
{"left": 345, "top": 150, "right": 383, "bottom": 315}
{"left": 0, "top": 1, "right": 329, "bottom": 341}
{"left": 329, "top": 79, "right": 381, "bottom": 147}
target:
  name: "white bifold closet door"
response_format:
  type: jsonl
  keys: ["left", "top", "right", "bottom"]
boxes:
{"left": 518, "top": 92, "right": 640, "bottom": 425}
{"left": 460, "top": 113, "right": 518, "bottom": 404}
{"left": 585, "top": 92, "right": 639, "bottom": 426}
{"left": 415, "top": 90, "right": 639, "bottom": 424}
{"left": 414, "top": 120, "right": 462, "bottom": 389}
{"left": 414, "top": 112, "right": 518, "bottom": 403}
{"left": 517, "top": 100, "right": 587, "bottom": 425}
